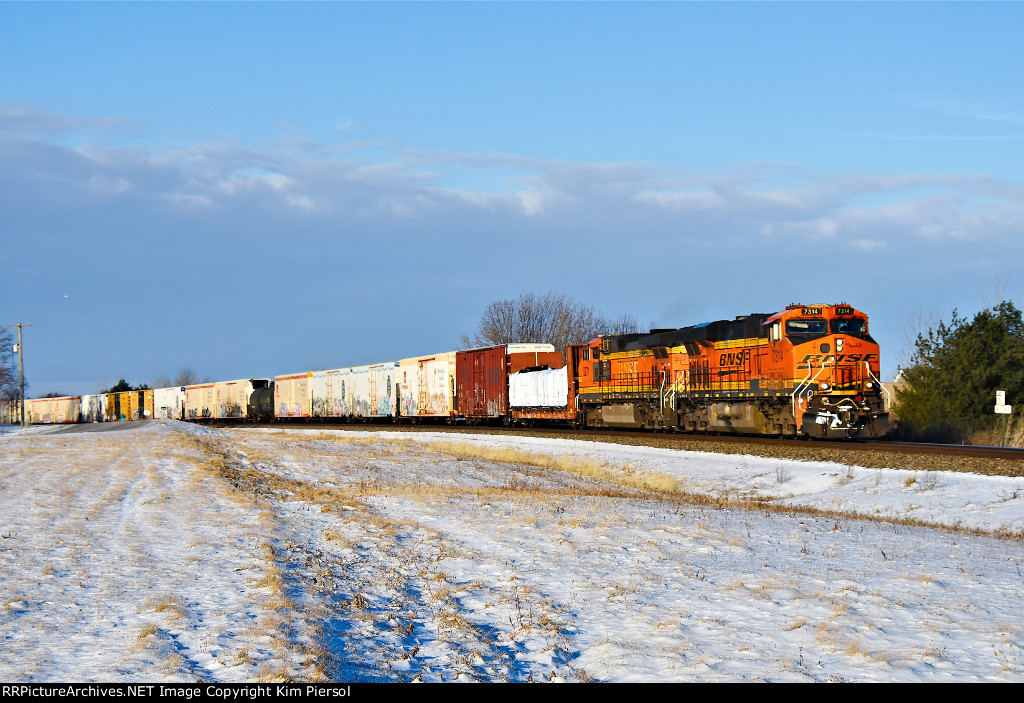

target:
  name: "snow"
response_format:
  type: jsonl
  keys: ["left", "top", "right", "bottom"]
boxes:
{"left": 1, "top": 421, "right": 1022, "bottom": 682}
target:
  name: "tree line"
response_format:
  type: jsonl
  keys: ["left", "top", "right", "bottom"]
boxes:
{"left": 894, "top": 300, "right": 1024, "bottom": 444}
{"left": 101, "top": 368, "right": 210, "bottom": 395}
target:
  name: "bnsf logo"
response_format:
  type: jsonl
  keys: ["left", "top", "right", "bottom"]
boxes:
{"left": 798, "top": 353, "right": 877, "bottom": 367}
{"left": 719, "top": 350, "right": 751, "bottom": 366}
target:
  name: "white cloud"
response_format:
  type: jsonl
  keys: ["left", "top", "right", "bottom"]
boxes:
{"left": 214, "top": 170, "right": 295, "bottom": 196}
{"left": 633, "top": 189, "right": 722, "bottom": 211}
{"left": 516, "top": 190, "right": 549, "bottom": 216}
{"left": 849, "top": 238, "right": 886, "bottom": 253}
{"left": 4, "top": 103, "right": 1023, "bottom": 261}
{"left": 166, "top": 192, "right": 214, "bottom": 209}
{"left": 285, "top": 194, "right": 316, "bottom": 211}
{"left": 87, "top": 175, "right": 133, "bottom": 195}
{"left": 0, "top": 103, "right": 127, "bottom": 137}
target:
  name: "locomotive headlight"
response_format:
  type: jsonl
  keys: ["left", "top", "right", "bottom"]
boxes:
{"left": 866, "top": 382, "right": 873, "bottom": 389}
{"left": 820, "top": 382, "right": 830, "bottom": 391}
{"left": 836, "top": 338, "right": 844, "bottom": 352}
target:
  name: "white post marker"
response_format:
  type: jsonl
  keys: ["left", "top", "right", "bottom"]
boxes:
{"left": 996, "top": 390, "right": 1012, "bottom": 448}
{"left": 995, "top": 390, "right": 1012, "bottom": 415}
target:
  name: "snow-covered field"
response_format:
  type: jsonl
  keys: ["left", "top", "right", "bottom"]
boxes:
{"left": 1, "top": 421, "right": 1022, "bottom": 682}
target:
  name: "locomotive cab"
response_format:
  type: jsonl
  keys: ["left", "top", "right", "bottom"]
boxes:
{"left": 768, "top": 304, "right": 889, "bottom": 438}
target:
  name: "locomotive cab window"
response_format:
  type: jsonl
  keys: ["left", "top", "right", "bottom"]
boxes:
{"left": 829, "top": 317, "right": 874, "bottom": 341}
{"left": 830, "top": 318, "right": 866, "bottom": 334}
{"left": 785, "top": 318, "right": 827, "bottom": 340}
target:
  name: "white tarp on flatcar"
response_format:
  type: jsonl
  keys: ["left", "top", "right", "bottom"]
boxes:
{"left": 509, "top": 366, "right": 568, "bottom": 408}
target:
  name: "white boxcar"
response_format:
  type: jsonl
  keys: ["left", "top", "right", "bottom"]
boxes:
{"left": 370, "top": 361, "right": 400, "bottom": 418}
{"left": 27, "top": 396, "right": 81, "bottom": 424}
{"left": 327, "top": 362, "right": 400, "bottom": 419}
{"left": 341, "top": 365, "right": 371, "bottom": 418}
{"left": 153, "top": 387, "right": 184, "bottom": 420}
{"left": 311, "top": 368, "right": 352, "bottom": 418}
{"left": 80, "top": 394, "right": 107, "bottom": 423}
{"left": 184, "top": 383, "right": 216, "bottom": 420}
{"left": 275, "top": 372, "right": 313, "bottom": 419}
{"left": 398, "top": 351, "right": 457, "bottom": 419}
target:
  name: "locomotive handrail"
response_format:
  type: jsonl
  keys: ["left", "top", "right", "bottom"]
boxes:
{"left": 864, "top": 361, "right": 890, "bottom": 410}
{"left": 793, "top": 359, "right": 831, "bottom": 421}
{"left": 663, "top": 370, "right": 685, "bottom": 411}
{"left": 658, "top": 370, "right": 668, "bottom": 414}
{"left": 793, "top": 363, "right": 814, "bottom": 419}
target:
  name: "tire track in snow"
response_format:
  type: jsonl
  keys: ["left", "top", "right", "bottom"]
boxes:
{"left": 210, "top": 429, "right": 584, "bottom": 681}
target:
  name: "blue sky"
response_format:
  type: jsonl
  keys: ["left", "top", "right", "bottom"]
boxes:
{"left": 2, "top": 2, "right": 1023, "bottom": 396}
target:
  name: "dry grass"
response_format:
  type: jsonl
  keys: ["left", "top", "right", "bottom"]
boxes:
{"left": 254, "top": 662, "right": 288, "bottom": 682}
{"left": 427, "top": 441, "right": 681, "bottom": 495}
{"left": 146, "top": 594, "right": 187, "bottom": 619}
{"left": 972, "top": 417, "right": 1024, "bottom": 449}
{"left": 783, "top": 617, "right": 808, "bottom": 631}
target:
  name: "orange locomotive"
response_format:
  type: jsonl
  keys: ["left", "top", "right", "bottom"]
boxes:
{"left": 573, "top": 303, "right": 889, "bottom": 438}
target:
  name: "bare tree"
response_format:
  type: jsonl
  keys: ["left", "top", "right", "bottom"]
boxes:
{"left": 0, "top": 328, "right": 27, "bottom": 403}
{"left": 154, "top": 367, "right": 205, "bottom": 388}
{"left": 898, "top": 305, "right": 945, "bottom": 372}
{"left": 982, "top": 267, "right": 1014, "bottom": 308}
{"left": 173, "top": 367, "right": 202, "bottom": 386}
{"left": 606, "top": 313, "right": 641, "bottom": 335}
{"left": 461, "top": 292, "right": 641, "bottom": 352}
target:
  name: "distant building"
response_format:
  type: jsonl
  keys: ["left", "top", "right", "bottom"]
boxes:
{"left": 882, "top": 369, "right": 907, "bottom": 417}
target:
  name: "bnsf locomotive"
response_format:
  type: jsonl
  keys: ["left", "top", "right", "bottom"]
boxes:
{"left": 15, "top": 303, "right": 889, "bottom": 439}
{"left": 570, "top": 303, "right": 888, "bottom": 438}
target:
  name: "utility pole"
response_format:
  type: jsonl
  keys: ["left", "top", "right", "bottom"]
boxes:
{"left": 5, "top": 323, "right": 30, "bottom": 427}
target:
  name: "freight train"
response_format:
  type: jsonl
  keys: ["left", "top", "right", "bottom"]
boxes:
{"left": 10, "top": 303, "right": 890, "bottom": 439}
